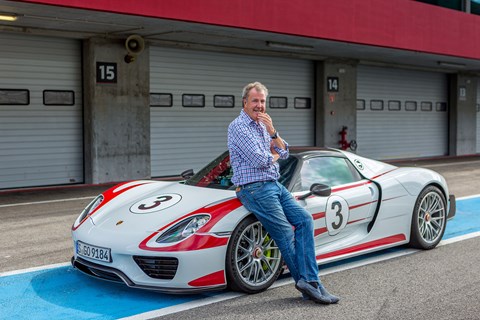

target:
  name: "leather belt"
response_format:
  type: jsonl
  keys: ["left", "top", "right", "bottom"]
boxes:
{"left": 235, "top": 180, "right": 275, "bottom": 192}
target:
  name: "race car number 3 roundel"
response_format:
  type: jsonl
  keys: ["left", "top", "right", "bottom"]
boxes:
{"left": 130, "top": 194, "right": 182, "bottom": 214}
{"left": 325, "top": 195, "right": 350, "bottom": 236}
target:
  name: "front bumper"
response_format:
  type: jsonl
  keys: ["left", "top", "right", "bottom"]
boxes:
{"left": 71, "top": 256, "right": 226, "bottom": 293}
{"left": 447, "top": 194, "right": 456, "bottom": 220}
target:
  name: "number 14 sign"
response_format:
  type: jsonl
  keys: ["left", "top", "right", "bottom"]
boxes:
{"left": 327, "top": 76, "right": 339, "bottom": 92}
{"left": 96, "top": 62, "right": 117, "bottom": 84}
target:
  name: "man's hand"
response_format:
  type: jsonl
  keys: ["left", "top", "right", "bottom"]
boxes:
{"left": 260, "top": 113, "right": 286, "bottom": 151}
{"left": 257, "top": 112, "right": 275, "bottom": 136}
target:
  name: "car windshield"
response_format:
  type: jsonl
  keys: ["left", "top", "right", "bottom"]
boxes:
{"left": 184, "top": 151, "right": 298, "bottom": 190}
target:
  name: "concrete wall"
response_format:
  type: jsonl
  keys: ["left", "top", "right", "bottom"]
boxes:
{"left": 83, "top": 37, "right": 151, "bottom": 184}
{"left": 448, "top": 73, "right": 478, "bottom": 156}
{"left": 315, "top": 60, "right": 358, "bottom": 150}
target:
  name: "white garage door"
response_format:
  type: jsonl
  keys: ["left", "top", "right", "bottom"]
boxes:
{"left": 477, "top": 79, "right": 480, "bottom": 153}
{"left": 150, "top": 47, "right": 314, "bottom": 177}
{"left": 357, "top": 65, "right": 448, "bottom": 160}
{"left": 0, "top": 33, "right": 83, "bottom": 189}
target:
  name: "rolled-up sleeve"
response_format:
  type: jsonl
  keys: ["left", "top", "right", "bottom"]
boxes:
{"left": 274, "top": 140, "right": 289, "bottom": 159}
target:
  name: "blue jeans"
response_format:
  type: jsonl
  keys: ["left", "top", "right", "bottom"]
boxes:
{"left": 236, "top": 180, "right": 320, "bottom": 284}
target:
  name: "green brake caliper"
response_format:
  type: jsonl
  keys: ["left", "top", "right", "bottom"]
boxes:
{"left": 262, "top": 235, "right": 272, "bottom": 271}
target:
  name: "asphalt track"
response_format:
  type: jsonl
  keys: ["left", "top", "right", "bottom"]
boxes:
{"left": 1, "top": 196, "right": 479, "bottom": 320}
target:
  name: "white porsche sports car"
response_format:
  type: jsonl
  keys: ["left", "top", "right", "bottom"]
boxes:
{"left": 71, "top": 148, "right": 455, "bottom": 294}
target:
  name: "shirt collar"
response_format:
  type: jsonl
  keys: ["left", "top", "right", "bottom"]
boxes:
{"left": 239, "top": 109, "right": 254, "bottom": 124}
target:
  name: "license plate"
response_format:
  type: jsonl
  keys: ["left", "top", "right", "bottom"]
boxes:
{"left": 76, "top": 241, "right": 111, "bottom": 263}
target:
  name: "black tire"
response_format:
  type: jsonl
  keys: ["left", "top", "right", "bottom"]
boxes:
{"left": 225, "top": 215, "right": 284, "bottom": 293}
{"left": 409, "top": 185, "right": 447, "bottom": 249}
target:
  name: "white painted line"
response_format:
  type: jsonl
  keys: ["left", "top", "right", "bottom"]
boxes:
{"left": 0, "top": 196, "right": 95, "bottom": 208}
{"left": 422, "top": 160, "right": 480, "bottom": 168}
{"left": 457, "top": 194, "right": 480, "bottom": 201}
{"left": 438, "top": 231, "right": 480, "bottom": 246}
{"left": 118, "top": 292, "right": 245, "bottom": 320}
{"left": 0, "top": 262, "right": 70, "bottom": 277}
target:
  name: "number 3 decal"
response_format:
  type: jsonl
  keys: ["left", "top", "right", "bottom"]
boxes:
{"left": 138, "top": 195, "right": 173, "bottom": 210}
{"left": 325, "top": 195, "right": 349, "bottom": 236}
{"left": 130, "top": 194, "right": 182, "bottom": 214}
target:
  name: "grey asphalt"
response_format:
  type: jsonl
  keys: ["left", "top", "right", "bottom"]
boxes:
{"left": 157, "top": 239, "right": 480, "bottom": 320}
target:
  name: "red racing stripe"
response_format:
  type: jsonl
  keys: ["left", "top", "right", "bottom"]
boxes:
{"left": 370, "top": 168, "right": 398, "bottom": 180}
{"left": 314, "top": 227, "right": 327, "bottom": 237}
{"left": 312, "top": 212, "right": 326, "bottom": 220}
{"left": 331, "top": 181, "right": 369, "bottom": 193}
{"left": 350, "top": 200, "right": 377, "bottom": 210}
{"left": 139, "top": 198, "right": 242, "bottom": 251}
{"left": 347, "top": 218, "right": 366, "bottom": 225}
{"left": 299, "top": 180, "right": 371, "bottom": 201}
{"left": 314, "top": 218, "right": 366, "bottom": 237}
{"left": 188, "top": 270, "right": 226, "bottom": 287}
{"left": 72, "top": 180, "right": 155, "bottom": 230}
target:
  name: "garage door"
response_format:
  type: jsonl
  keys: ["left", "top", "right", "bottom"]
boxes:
{"left": 357, "top": 65, "right": 448, "bottom": 160}
{"left": 150, "top": 47, "right": 314, "bottom": 177}
{"left": 0, "top": 33, "right": 83, "bottom": 189}
{"left": 477, "top": 79, "right": 480, "bottom": 153}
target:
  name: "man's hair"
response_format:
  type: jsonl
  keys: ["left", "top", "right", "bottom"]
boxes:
{"left": 242, "top": 82, "right": 269, "bottom": 101}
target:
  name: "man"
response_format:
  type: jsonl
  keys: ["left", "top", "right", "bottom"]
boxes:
{"left": 227, "top": 81, "right": 339, "bottom": 304}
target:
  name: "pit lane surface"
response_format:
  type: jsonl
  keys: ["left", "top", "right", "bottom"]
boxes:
{"left": 1, "top": 156, "right": 479, "bottom": 319}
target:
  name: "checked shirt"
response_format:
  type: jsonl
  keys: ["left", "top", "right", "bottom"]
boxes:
{"left": 227, "top": 109, "right": 289, "bottom": 186}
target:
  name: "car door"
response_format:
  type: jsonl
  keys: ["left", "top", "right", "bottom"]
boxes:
{"left": 292, "top": 156, "right": 379, "bottom": 251}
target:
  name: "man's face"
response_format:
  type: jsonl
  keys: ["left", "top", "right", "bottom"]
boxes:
{"left": 243, "top": 88, "right": 266, "bottom": 122}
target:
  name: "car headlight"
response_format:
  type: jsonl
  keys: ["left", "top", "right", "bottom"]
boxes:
{"left": 156, "top": 215, "right": 210, "bottom": 244}
{"left": 78, "top": 194, "right": 104, "bottom": 222}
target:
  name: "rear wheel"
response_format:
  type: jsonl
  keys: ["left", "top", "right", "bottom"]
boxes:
{"left": 226, "top": 216, "right": 283, "bottom": 293}
{"left": 409, "top": 185, "right": 447, "bottom": 249}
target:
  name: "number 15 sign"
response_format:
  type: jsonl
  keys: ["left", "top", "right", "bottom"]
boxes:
{"left": 96, "top": 62, "right": 117, "bottom": 84}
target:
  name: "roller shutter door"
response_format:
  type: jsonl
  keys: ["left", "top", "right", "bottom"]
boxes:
{"left": 477, "top": 80, "right": 480, "bottom": 153}
{"left": 150, "top": 47, "right": 314, "bottom": 176}
{"left": 0, "top": 33, "right": 83, "bottom": 189}
{"left": 357, "top": 65, "right": 448, "bottom": 160}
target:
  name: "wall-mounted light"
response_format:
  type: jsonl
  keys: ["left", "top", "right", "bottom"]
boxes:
{"left": 266, "top": 41, "right": 313, "bottom": 51}
{"left": 0, "top": 13, "right": 19, "bottom": 21}
{"left": 437, "top": 61, "right": 466, "bottom": 68}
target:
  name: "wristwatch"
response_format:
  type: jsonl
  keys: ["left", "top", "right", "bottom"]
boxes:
{"left": 270, "top": 131, "right": 278, "bottom": 139}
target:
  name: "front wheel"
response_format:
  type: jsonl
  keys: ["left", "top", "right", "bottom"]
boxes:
{"left": 225, "top": 216, "right": 283, "bottom": 293}
{"left": 409, "top": 185, "right": 447, "bottom": 249}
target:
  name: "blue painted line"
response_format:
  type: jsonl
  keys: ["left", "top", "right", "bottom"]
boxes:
{"left": 443, "top": 196, "right": 480, "bottom": 240}
{"left": 1, "top": 196, "right": 479, "bottom": 320}
{"left": 0, "top": 267, "right": 216, "bottom": 320}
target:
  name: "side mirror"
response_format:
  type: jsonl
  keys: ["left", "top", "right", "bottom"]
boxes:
{"left": 181, "top": 169, "right": 194, "bottom": 179}
{"left": 297, "top": 183, "right": 331, "bottom": 200}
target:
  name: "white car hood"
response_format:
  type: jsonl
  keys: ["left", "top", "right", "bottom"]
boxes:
{"left": 89, "top": 180, "right": 236, "bottom": 233}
